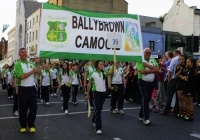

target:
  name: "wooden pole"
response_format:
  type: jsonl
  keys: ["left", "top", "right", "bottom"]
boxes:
{"left": 114, "top": 48, "right": 116, "bottom": 74}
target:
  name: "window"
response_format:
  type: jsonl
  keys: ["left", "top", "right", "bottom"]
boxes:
{"left": 27, "top": 33, "right": 28, "bottom": 43}
{"left": 36, "top": 30, "right": 37, "bottom": 40}
{"left": 30, "top": 21, "right": 31, "bottom": 28}
{"left": 145, "top": 22, "right": 155, "bottom": 27}
{"left": 36, "top": 15, "right": 38, "bottom": 23}
{"left": 149, "top": 41, "right": 155, "bottom": 51}
{"left": 29, "top": 32, "right": 31, "bottom": 42}
{"left": 33, "top": 18, "right": 35, "bottom": 25}
{"left": 27, "top": 22, "right": 29, "bottom": 29}
{"left": 35, "top": 45, "right": 37, "bottom": 54}
{"left": 33, "top": 32, "right": 34, "bottom": 41}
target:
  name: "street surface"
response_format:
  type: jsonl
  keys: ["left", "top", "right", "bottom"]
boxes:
{"left": 0, "top": 89, "right": 200, "bottom": 140}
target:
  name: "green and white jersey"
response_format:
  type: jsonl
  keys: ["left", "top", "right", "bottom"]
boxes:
{"left": 71, "top": 71, "right": 80, "bottom": 85}
{"left": 136, "top": 58, "right": 158, "bottom": 82}
{"left": 50, "top": 68, "right": 57, "bottom": 79}
{"left": 85, "top": 64, "right": 95, "bottom": 80}
{"left": 109, "top": 66, "right": 124, "bottom": 84}
{"left": 89, "top": 71, "right": 106, "bottom": 92}
{"left": 15, "top": 60, "right": 36, "bottom": 87}
{"left": 6, "top": 70, "right": 12, "bottom": 84}
{"left": 41, "top": 70, "right": 51, "bottom": 86}
{"left": 59, "top": 70, "right": 72, "bottom": 85}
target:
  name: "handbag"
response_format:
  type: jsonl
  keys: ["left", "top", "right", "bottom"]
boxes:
{"left": 65, "top": 82, "right": 71, "bottom": 87}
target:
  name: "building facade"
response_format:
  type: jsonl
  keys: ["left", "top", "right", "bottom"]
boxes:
{"left": 14, "top": 0, "right": 41, "bottom": 61}
{"left": 49, "top": 0, "right": 128, "bottom": 14}
{"left": 26, "top": 8, "right": 41, "bottom": 58}
{"left": 163, "top": 0, "right": 200, "bottom": 36}
{"left": 7, "top": 27, "right": 15, "bottom": 59}
{"left": 0, "top": 37, "right": 8, "bottom": 60}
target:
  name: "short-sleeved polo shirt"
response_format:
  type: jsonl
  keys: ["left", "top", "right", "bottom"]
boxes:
{"left": 50, "top": 68, "right": 57, "bottom": 79}
{"left": 88, "top": 71, "right": 106, "bottom": 92}
{"left": 15, "top": 60, "right": 36, "bottom": 86}
{"left": 41, "top": 70, "right": 51, "bottom": 86}
{"left": 136, "top": 58, "right": 158, "bottom": 82}
{"left": 71, "top": 71, "right": 80, "bottom": 85}
{"left": 85, "top": 65, "right": 96, "bottom": 80}
{"left": 109, "top": 66, "right": 124, "bottom": 84}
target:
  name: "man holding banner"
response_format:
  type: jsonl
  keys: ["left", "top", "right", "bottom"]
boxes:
{"left": 136, "top": 48, "right": 159, "bottom": 125}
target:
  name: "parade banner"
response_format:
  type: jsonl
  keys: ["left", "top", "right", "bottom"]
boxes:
{"left": 38, "top": 3, "right": 143, "bottom": 62}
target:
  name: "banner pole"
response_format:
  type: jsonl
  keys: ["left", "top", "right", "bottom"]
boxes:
{"left": 114, "top": 48, "right": 116, "bottom": 74}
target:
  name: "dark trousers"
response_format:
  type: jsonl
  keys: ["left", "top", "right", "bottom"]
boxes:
{"left": 3, "top": 77, "right": 7, "bottom": 91}
{"left": 125, "top": 82, "right": 135, "bottom": 101}
{"left": 37, "top": 80, "right": 41, "bottom": 99}
{"left": 1, "top": 78, "right": 3, "bottom": 89}
{"left": 163, "top": 79, "right": 179, "bottom": 115}
{"left": 50, "top": 79, "right": 57, "bottom": 94}
{"left": 13, "top": 88, "right": 18, "bottom": 113}
{"left": 62, "top": 85, "right": 71, "bottom": 110}
{"left": 18, "top": 86, "right": 37, "bottom": 128}
{"left": 41, "top": 86, "right": 50, "bottom": 102}
{"left": 194, "top": 81, "right": 200, "bottom": 104}
{"left": 72, "top": 85, "right": 79, "bottom": 103}
{"left": 92, "top": 91, "right": 106, "bottom": 131}
{"left": 7, "top": 83, "right": 13, "bottom": 97}
{"left": 111, "top": 84, "right": 125, "bottom": 110}
{"left": 138, "top": 80, "right": 154, "bottom": 120}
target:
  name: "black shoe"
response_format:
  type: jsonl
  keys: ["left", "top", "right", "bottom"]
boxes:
{"left": 159, "top": 112, "right": 169, "bottom": 115}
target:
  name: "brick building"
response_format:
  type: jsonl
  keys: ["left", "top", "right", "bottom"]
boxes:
{"left": 0, "top": 37, "right": 8, "bottom": 60}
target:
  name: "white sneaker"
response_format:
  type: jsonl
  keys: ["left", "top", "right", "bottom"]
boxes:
{"left": 8, "top": 96, "right": 11, "bottom": 99}
{"left": 53, "top": 93, "right": 57, "bottom": 96}
{"left": 51, "top": 94, "right": 53, "bottom": 96}
{"left": 139, "top": 117, "right": 144, "bottom": 121}
{"left": 111, "top": 110, "right": 117, "bottom": 114}
{"left": 61, "top": 106, "right": 63, "bottom": 110}
{"left": 64, "top": 110, "right": 68, "bottom": 114}
{"left": 143, "top": 120, "right": 151, "bottom": 125}
{"left": 124, "top": 100, "right": 129, "bottom": 103}
{"left": 96, "top": 130, "right": 102, "bottom": 135}
{"left": 118, "top": 109, "right": 124, "bottom": 115}
{"left": 14, "top": 111, "right": 19, "bottom": 116}
{"left": 46, "top": 102, "right": 49, "bottom": 105}
{"left": 74, "top": 102, "right": 78, "bottom": 105}
{"left": 193, "top": 102, "right": 197, "bottom": 105}
{"left": 11, "top": 95, "right": 13, "bottom": 98}
{"left": 93, "top": 123, "right": 95, "bottom": 127}
{"left": 61, "top": 97, "right": 63, "bottom": 100}
{"left": 198, "top": 104, "right": 200, "bottom": 106}
{"left": 40, "top": 99, "right": 43, "bottom": 103}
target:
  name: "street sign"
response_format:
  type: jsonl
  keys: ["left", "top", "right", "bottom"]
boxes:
{"left": 108, "top": 33, "right": 122, "bottom": 48}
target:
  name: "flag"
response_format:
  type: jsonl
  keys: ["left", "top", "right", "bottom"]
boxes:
{"left": 2, "top": 24, "right": 9, "bottom": 33}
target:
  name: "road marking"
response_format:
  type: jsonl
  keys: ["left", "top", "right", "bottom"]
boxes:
{"left": 113, "top": 138, "right": 122, "bottom": 140}
{"left": 0, "top": 99, "right": 111, "bottom": 107}
{"left": 190, "top": 134, "right": 200, "bottom": 139}
{"left": 0, "top": 107, "right": 140, "bottom": 120}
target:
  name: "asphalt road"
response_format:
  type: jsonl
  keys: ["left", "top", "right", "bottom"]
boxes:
{"left": 0, "top": 89, "right": 200, "bottom": 140}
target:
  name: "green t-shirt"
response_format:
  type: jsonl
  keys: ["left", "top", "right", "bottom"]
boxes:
{"left": 85, "top": 64, "right": 96, "bottom": 80}
{"left": 136, "top": 58, "right": 158, "bottom": 81}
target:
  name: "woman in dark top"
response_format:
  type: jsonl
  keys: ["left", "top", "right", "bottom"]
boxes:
{"left": 175, "top": 55, "right": 187, "bottom": 118}
{"left": 194, "top": 58, "right": 200, "bottom": 105}
{"left": 181, "top": 57, "right": 196, "bottom": 121}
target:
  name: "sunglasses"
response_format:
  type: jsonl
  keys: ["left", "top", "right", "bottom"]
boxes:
{"left": 145, "top": 52, "right": 151, "bottom": 54}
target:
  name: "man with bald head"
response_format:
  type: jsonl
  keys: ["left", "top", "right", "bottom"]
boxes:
{"left": 136, "top": 48, "right": 159, "bottom": 125}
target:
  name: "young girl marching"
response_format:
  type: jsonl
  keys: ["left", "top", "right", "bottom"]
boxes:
{"left": 57, "top": 62, "right": 72, "bottom": 114}
{"left": 181, "top": 57, "right": 196, "bottom": 121}
{"left": 40, "top": 64, "right": 53, "bottom": 105}
{"left": 71, "top": 65, "right": 82, "bottom": 105}
{"left": 86, "top": 60, "right": 106, "bottom": 135}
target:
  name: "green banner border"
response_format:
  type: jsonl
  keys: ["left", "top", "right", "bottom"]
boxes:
{"left": 43, "top": 3, "right": 138, "bottom": 20}
{"left": 40, "top": 51, "right": 142, "bottom": 62}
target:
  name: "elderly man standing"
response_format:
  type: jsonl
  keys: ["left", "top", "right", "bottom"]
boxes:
{"left": 136, "top": 48, "right": 159, "bottom": 125}
{"left": 15, "top": 48, "right": 41, "bottom": 133}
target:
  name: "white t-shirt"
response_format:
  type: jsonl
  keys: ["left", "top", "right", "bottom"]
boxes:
{"left": 61, "top": 73, "right": 71, "bottom": 85}
{"left": 50, "top": 68, "right": 57, "bottom": 79}
{"left": 41, "top": 71, "right": 51, "bottom": 86}
{"left": 142, "top": 59, "right": 157, "bottom": 82}
{"left": 7, "top": 71, "right": 12, "bottom": 84}
{"left": 89, "top": 71, "right": 106, "bottom": 92}
{"left": 110, "top": 67, "right": 124, "bottom": 84}
{"left": 71, "top": 71, "right": 80, "bottom": 85}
